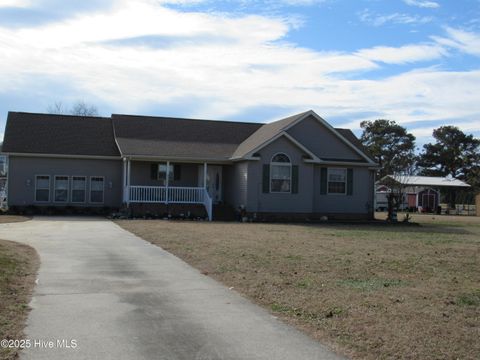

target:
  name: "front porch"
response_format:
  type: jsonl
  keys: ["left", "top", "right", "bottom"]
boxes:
{"left": 122, "top": 160, "right": 225, "bottom": 221}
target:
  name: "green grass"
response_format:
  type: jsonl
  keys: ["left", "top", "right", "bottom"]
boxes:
{"left": 457, "top": 291, "right": 480, "bottom": 306}
{"left": 337, "top": 278, "right": 405, "bottom": 291}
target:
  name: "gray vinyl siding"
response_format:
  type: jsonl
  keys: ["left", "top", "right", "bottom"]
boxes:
{"left": 243, "top": 135, "right": 374, "bottom": 216}
{"left": 224, "top": 162, "right": 248, "bottom": 209}
{"left": 130, "top": 161, "right": 199, "bottom": 187}
{"left": 7, "top": 156, "right": 122, "bottom": 207}
{"left": 286, "top": 115, "right": 362, "bottom": 160}
{"left": 246, "top": 136, "right": 314, "bottom": 213}
{"left": 313, "top": 166, "right": 374, "bottom": 214}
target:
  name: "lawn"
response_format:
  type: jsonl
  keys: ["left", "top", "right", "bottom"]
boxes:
{"left": 0, "top": 239, "right": 38, "bottom": 360}
{"left": 0, "top": 216, "right": 30, "bottom": 224}
{"left": 116, "top": 214, "right": 480, "bottom": 360}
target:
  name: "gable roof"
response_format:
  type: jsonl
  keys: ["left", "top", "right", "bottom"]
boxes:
{"left": 3, "top": 112, "right": 120, "bottom": 157}
{"left": 335, "top": 128, "right": 375, "bottom": 163}
{"left": 231, "top": 110, "right": 375, "bottom": 164}
{"left": 112, "top": 114, "right": 262, "bottom": 160}
{"left": 231, "top": 111, "right": 309, "bottom": 160}
{"left": 380, "top": 175, "right": 470, "bottom": 188}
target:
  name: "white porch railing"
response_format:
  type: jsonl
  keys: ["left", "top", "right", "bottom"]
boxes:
{"left": 128, "top": 186, "right": 212, "bottom": 221}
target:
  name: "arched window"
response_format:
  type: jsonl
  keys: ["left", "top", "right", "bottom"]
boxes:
{"left": 270, "top": 153, "right": 291, "bottom": 193}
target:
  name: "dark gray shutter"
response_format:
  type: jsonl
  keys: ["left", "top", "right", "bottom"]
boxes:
{"left": 347, "top": 168, "right": 353, "bottom": 195}
{"left": 291, "top": 165, "right": 299, "bottom": 194}
{"left": 262, "top": 164, "right": 270, "bottom": 193}
{"left": 174, "top": 164, "right": 181, "bottom": 181}
{"left": 150, "top": 164, "right": 158, "bottom": 180}
{"left": 320, "top": 168, "right": 327, "bottom": 195}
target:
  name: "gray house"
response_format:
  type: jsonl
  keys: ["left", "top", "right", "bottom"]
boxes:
{"left": 1, "top": 110, "right": 378, "bottom": 220}
{"left": 0, "top": 143, "right": 7, "bottom": 209}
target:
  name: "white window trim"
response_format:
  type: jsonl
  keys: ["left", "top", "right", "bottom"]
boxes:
{"left": 71, "top": 176, "right": 87, "bottom": 204}
{"left": 35, "top": 174, "right": 50, "bottom": 203}
{"left": 157, "top": 163, "right": 174, "bottom": 182}
{"left": 269, "top": 152, "right": 292, "bottom": 194}
{"left": 53, "top": 175, "right": 70, "bottom": 203}
{"left": 89, "top": 176, "right": 105, "bottom": 204}
{"left": 327, "top": 168, "right": 347, "bottom": 196}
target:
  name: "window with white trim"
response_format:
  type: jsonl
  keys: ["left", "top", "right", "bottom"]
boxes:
{"left": 35, "top": 175, "right": 50, "bottom": 202}
{"left": 71, "top": 176, "right": 86, "bottom": 203}
{"left": 157, "top": 163, "right": 174, "bottom": 186}
{"left": 90, "top": 177, "right": 104, "bottom": 203}
{"left": 270, "top": 153, "right": 291, "bottom": 193}
{"left": 54, "top": 176, "right": 69, "bottom": 202}
{"left": 328, "top": 168, "right": 347, "bottom": 194}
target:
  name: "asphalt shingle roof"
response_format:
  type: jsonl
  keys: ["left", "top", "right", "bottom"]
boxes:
{"left": 2, "top": 112, "right": 120, "bottom": 157}
{"left": 231, "top": 111, "right": 309, "bottom": 159}
{"left": 2, "top": 111, "right": 373, "bottom": 163}
{"left": 112, "top": 114, "right": 262, "bottom": 160}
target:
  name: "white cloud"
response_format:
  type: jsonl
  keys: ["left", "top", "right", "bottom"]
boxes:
{"left": 433, "top": 27, "right": 480, "bottom": 57}
{"left": 276, "top": 0, "right": 326, "bottom": 5}
{"left": 0, "top": 0, "right": 30, "bottom": 7}
{"left": 358, "top": 9, "right": 433, "bottom": 26}
{"left": 14, "top": 2, "right": 288, "bottom": 48}
{"left": 0, "top": 0, "right": 479, "bottom": 142}
{"left": 355, "top": 44, "right": 446, "bottom": 64}
{"left": 411, "top": 120, "right": 480, "bottom": 139}
{"left": 403, "top": 0, "right": 440, "bottom": 9}
{"left": 336, "top": 68, "right": 480, "bottom": 140}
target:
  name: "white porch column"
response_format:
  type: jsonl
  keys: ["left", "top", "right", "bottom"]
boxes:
{"left": 126, "top": 159, "right": 131, "bottom": 205}
{"left": 203, "top": 162, "right": 207, "bottom": 189}
{"left": 122, "top": 158, "right": 127, "bottom": 203}
{"left": 166, "top": 161, "right": 170, "bottom": 204}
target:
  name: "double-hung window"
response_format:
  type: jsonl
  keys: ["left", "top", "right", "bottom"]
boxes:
{"left": 327, "top": 168, "right": 347, "bottom": 194}
{"left": 71, "top": 176, "right": 86, "bottom": 203}
{"left": 35, "top": 175, "right": 50, "bottom": 202}
{"left": 54, "top": 176, "right": 69, "bottom": 202}
{"left": 270, "top": 153, "right": 291, "bottom": 193}
{"left": 90, "top": 177, "right": 104, "bottom": 203}
{"left": 157, "top": 163, "right": 174, "bottom": 186}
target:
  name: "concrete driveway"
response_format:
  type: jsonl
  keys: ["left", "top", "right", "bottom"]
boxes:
{"left": 0, "top": 217, "right": 344, "bottom": 360}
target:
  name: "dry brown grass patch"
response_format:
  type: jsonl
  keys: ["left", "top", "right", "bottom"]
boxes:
{"left": 0, "top": 240, "right": 39, "bottom": 360}
{"left": 116, "top": 218, "right": 480, "bottom": 359}
{"left": 0, "top": 216, "right": 30, "bottom": 224}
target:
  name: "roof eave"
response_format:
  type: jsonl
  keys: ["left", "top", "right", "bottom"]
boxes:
{"left": 4, "top": 152, "right": 121, "bottom": 160}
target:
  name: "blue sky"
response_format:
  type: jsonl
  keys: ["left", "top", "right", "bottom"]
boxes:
{"left": 0, "top": 0, "right": 479, "bottom": 147}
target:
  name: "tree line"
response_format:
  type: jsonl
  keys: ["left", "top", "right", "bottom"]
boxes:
{"left": 360, "top": 119, "right": 480, "bottom": 203}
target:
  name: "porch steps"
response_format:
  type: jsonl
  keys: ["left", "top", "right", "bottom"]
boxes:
{"left": 213, "top": 204, "right": 237, "bottom": 222}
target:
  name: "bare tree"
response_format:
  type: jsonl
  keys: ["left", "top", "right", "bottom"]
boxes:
{"left": 379, "top": 157, "right": 416, "bottom": 222}
{"left": 70, "top": 101, "right": 98, "bottom": 117}
{"left": 46, "top": 101, "right": 99, "bottom": 117}
{"left": 46, "top": 101, "right": 67, "bottom": 115}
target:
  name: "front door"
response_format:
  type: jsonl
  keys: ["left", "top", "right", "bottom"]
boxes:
{"left": 198, "top": 165, "right": 223, "bottom": 203}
